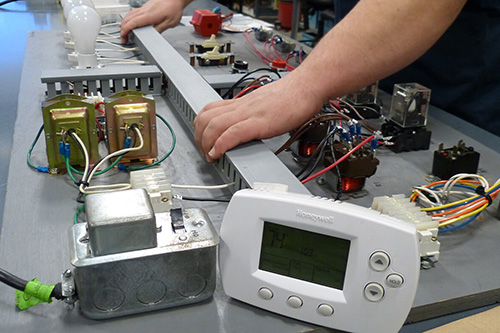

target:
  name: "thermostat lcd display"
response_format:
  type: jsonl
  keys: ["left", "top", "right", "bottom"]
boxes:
{"left": 259, "top": 221, "right": 350, "bottom": 290}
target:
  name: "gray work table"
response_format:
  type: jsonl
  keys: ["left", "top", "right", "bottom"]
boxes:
{"left": 1, "top": 1, "right": 500, "bottom": 333}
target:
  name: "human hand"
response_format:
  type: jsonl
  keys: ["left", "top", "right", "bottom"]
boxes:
{"left": 193, "top": 75, "right": 324, "bottom": 162}
{"left": 120, "top": 0, "right": 189, "bottom": 44}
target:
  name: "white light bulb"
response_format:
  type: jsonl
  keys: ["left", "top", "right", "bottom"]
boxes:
{"left": 67, "top": 5, "right": 101, "bottom": 68}
{"left": 63, "top": 0, "right": 95, "bottom": 19}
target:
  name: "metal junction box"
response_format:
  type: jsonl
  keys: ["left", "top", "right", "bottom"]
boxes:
{"left": 69, "top": 189, "right": 219, "bottom": 319}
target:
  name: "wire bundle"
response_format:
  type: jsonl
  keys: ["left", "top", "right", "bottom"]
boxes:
{"left": 243, "top": 29, "right": 295, "bottom": 71}
{"left": 411, "top": 174, "right": 500, "bottom": 233}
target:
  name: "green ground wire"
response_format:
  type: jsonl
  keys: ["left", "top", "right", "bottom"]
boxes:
{"left": 64, "top": 156, "right": 78, "bottom": 183}
{"left": 65, "top": 154, "right": 124, "bottom": 176}
{"left": 27, "top": 124, "right": 45, "bottom": 170}
{"left": 125, "top": 113, "right": 177, "bottom": 171}
{"left": 74, "top": 204, "right": 85, "bottom": 224}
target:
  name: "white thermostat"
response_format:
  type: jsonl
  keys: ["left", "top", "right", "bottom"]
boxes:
{"left": 219, "top": 187, "right": 420, "bottom": 333}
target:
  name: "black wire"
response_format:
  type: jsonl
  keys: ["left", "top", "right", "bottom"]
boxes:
{"left": 299, "top": 139, "right": 329, "bottom": 181}
{"left": 295, "top": 128, "right": 339, "bottom": 179}
{"left": 0, "top": 268, "right": 28, "bottom": 291}
{"left": 221, "top": 68, "right": 281, "bottom": 99}
{"left": 0, "top": 0, "right": 20, "bottom": 7}
{"left": 328, "top": 138, "right": 343, "bottom": 200}
{"left": 179, "top": 196, "right": 231, "bottom": 203}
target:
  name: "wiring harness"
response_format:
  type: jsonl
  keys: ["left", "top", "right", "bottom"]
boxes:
{"left": 411, "top": 174, "right": 500, "bottom": 233}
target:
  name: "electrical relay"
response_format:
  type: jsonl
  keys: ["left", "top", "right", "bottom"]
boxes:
{"left": 382, "top": 83, "right": 432, "bottom": 153}
{"left": 432, "top": 140, "right": 480, "bottom": 180}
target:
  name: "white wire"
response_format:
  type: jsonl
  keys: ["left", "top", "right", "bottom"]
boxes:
{"left": 442, "top": 173, "right": 489, "bottom": 200}
{"left": 171, "top": 183, "right": 235, "bottom": 190}
{"left": 101, "top": 22, "right": 121, "bottom": 28}
{"left": 96, "top": 39, "right": 138, "bottom": 51}
{"left": 99, "top": 60, "right": 148, "bottom": 66}
{"left": 97, "top": 48, "right": 140, "bottom": 52}
{"left": 98, "top": 31, "right": 121, "bottom": 39}
{"left": 97, "top": 57, "right": 146, "bottom": 63}
{"left": 70, "top": 132, "right": 90, "bottom": 183}
{"left": 412, "top": 187, "right": 441, "bottom": 206}
{"left": 80, "top": 126, "right": 144, "bottom": 194}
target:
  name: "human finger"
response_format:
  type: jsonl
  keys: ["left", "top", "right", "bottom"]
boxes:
{"left": 194, "top": 99, "right": 236, "bottom": 144}
{"left": 206, "top": 118, "right": 261, "bottom": 162}
{"left": 120, "top": 8, "right": 143, "bottom": 43}
{"left": 198, "top": 108, "right": 250, "bottom": 157}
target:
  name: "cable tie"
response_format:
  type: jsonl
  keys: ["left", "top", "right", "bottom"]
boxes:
{"left": 76, "top": 180, "right": 90, "bottom": 187}
{"left": 475, "top": 186, "right": 493, "bottom": 206}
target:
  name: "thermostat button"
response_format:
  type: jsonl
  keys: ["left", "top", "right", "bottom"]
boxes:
{"left": 258, "top": 287, "right": 273, "bottom": 300}
{"left": 364, "top": 282, "right": 385, "bottom": 302}
{"left": 386, "top": 273, "right": 404, "bottom": 288}
{"left": 317, "top": 303, "right": 334, "bottom": 316}
{"left": 369, "top": 251, "right": 391, "bottom": 271}
{"left": 287, "top": 295, "right": 303, "bottom": 308}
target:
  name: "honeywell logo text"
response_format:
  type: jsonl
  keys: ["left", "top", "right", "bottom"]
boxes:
{"left": 296, "top": 209, "right": 334, "bottom": 224}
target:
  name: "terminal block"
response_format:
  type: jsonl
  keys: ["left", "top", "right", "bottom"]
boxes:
{"left": 432, "top": 140, "right": 480, "bottom": 180}
{"left": 372, "top": 194, "right": 440, "bottom": 269}
{"left": 130, "top": 167, "right": 172, "bottom": 213}
{"left": 105, "top": 90, "right": 157, "bottom": 163}
{"left": 381, "top": 121, "right": 432, "bottom": 153}
{"left": 42, "top": 94, "right": 99, "bottom": 172}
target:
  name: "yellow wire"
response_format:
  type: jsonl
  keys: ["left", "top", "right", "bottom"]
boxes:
{"left": 438, "top": 203, "right": 489, "bottom": 227}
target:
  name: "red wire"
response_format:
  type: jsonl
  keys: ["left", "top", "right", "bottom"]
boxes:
{"left": 263, "top": 39, "right": 277, "bottom": 60}
{"left": 301, "top": 135, "right": 375, "bottom": 184}
{"left": 270, "top": 36, "right": 284, "bottom": 61}
{"left": 95, "top": 118, "right": 104, "bottom": 142}
{"left": 233, "top": 84, "right": 262, "bottom": 99}
{"left": 95, "top": 102, "right": 105, "bottom": 117}
{"left": 243, "top": 29, "right": 272, "bottom": 64}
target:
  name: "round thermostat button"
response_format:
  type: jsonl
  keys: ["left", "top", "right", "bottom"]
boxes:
{"left": 364, "top": 282, "right": 385, "bottom": 302}
{"left": 287, "top": 295, "right": 303, "bottom": 308}
{"left": 369, "top": 251, "right": 391, "bottom": 271}
{"left": 258, "top": 287, "right": 273, "bottom": 300}
{"left": 317, "top": 303, "right": 334, "bottom": 316}
{"left": 386, "top": 273, "right": 404, "bottom": 288}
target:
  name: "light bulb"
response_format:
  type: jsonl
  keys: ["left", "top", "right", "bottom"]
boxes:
{"left": 63, "top": 0, "right": 95, "bottom": 19}
{"left": 67, "top": 5, "right": 101, "bottom": 68}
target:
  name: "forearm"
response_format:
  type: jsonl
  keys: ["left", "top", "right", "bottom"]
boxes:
{"left": 290, "top": 0, "right": 467, "bottom": 103}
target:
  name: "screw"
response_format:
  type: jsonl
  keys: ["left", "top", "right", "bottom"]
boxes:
{"left": 161, "top": 197, "right": 169, "bottom": 202}
{"left": 63, "top": 269, "right": 72, "bottom": 278}
{"left": 193, "top": 220, "right": 205, "bottom": 227}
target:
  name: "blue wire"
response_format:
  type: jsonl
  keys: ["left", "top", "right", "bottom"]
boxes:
{"left": 425, "top": 183, "right": 500, "bottom": 212}
{"left": 438, "top": 212, "right": 481, "bottom": 234}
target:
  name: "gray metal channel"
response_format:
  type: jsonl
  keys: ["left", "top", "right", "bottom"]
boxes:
{"left": 41, "top": 65, "right": 162, "bottom": 98}
{"left": 132, "top": 26, "right": 309, "bottom": 194}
